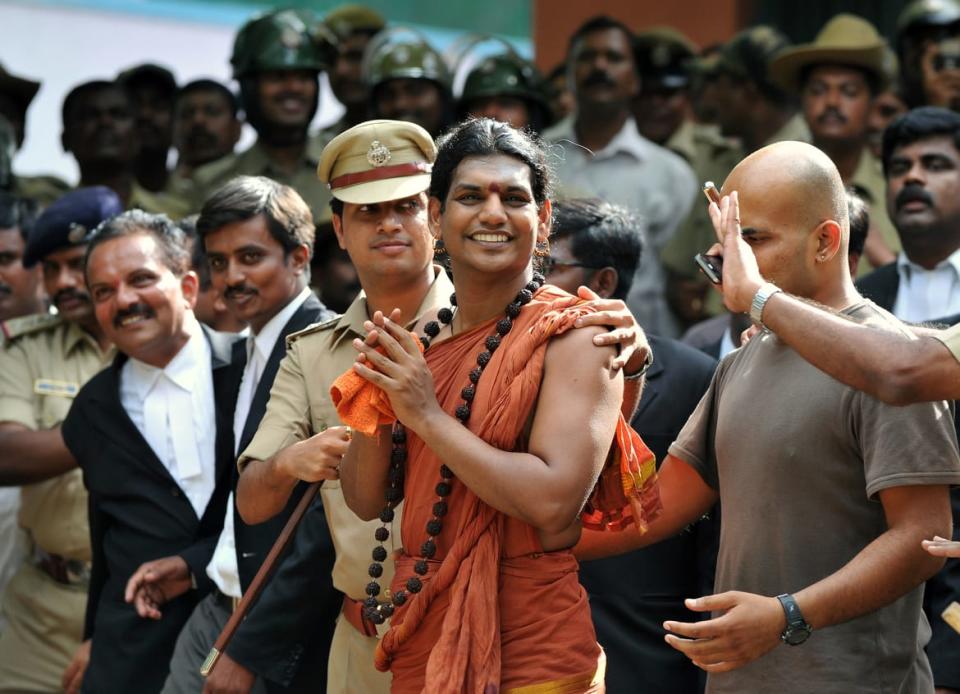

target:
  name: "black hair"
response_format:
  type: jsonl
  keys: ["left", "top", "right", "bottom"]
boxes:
{"left": 567, "top": 15, "right": 634, "bottom": 56}
{"left": 430, "top": 117, "right": 552, "bottom": 209}
{"left": 175, "top": 79, "right": 240, "bottom": 118}
{"left": 62, "top": 80, "right": 127, "bottom": 127}
{"left": 798, "top": 63, "right": 882, "bottom": 97}
{"left": 846, "top": 188, "right": 868, "bottom": 258}
{"left": 177, "top": 214, "right": 214, "bottom": 291}
{"left": 0, "top": 193, "right": 39, "bottom": 242}
{"left": 550, "top": 198, "right": 643, "bottom": 301}
{"left": 329, "top": 197, "right": 344, "bottom": 219}
{"left": 882, "top": 106, "right": 960, "bottom": 176}
{"left": 84, "top": 209, "right": 189, "bottom": 279}
{"left": 196, "top": 175, "right": 315, "bottom": 259}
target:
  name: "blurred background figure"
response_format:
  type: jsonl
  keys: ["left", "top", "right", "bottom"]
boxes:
{"left": 116, "top": 63, "right": 178, "bottom": 194}
{"left": 364, "top": 27, "right": 453, "bottom": 137}
{"left": 192, "top": 8, "right": 337, "bottom": 218}
{"left": 178, "top": 214, "right": 247, "bottom": 334}
{"left": 897, "top": 0, "right": 960, "bottom": 110}
{"left": 457, "top": 51, "right": 553, "bottom": 132}
{"left": 168, "top": 79, "right": 243, "bottom": 202}
{"left": 310, "top": 208, "right": 360, "bottom": 315}
{"left": 769, "top": 13, "right": 900, "bottom": 270}
{"left": 316, "top": 4, "right": 387, "bottom": 143}
{"left": 545, "top": 62, "right": 575, "bottom": 122}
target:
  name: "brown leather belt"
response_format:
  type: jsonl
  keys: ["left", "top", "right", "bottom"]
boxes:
{"left": 34, "top": 548, "right": 91, "bottom": 587}
{"left": 342, "top": 596, "right": 378, "bottom": 637}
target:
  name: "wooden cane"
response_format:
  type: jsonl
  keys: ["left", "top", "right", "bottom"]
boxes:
{"left": 200, "top": 480, "right": 321, "bottom": 677}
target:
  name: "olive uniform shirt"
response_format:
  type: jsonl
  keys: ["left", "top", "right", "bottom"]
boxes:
{"left": 11, "top": 174, "right": 70, "bottom": 208}
{"left": 238, "top": 271, "right": 454, "bottom": 604}
{"left": 191, "top": 139, "right": 332, "bottom": 220}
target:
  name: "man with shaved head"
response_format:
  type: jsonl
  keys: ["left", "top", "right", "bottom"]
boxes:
{"left": 584, "top": 141, "right": 960, "bottom": 692}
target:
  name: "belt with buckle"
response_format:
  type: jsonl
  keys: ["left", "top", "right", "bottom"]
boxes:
{"left": 211, "top": 586, "right": 241, "bottom": 613}
{"left": 342, "top": 596, "right": 378, "bottom": 637}
{"left": 34, "top": 548, "right": 91, "bottom": 587}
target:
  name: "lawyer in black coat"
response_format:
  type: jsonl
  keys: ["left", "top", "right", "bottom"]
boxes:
{"left": 579, "top": 335, "right": 718, "bottom": 694}
{"left": 62, "top": 324, "right": 240, "bottom": 693}
{"left": 227, "top": 293, "right": 343, "bottom": 692}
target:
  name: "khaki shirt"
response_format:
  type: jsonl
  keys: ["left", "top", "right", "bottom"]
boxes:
{"left": 191, "top": 139, "right": 332, "bottom": 220}
{"left": 849, "top": 148, "right": 900, "bottom": 276}
{"left": 239, "top": 271, "right": 454, "bottom": 600}
{"left": 935, "top": 322, "right": 960, "bottom": 363}
{"left": 129, "top": 181, "right": 192, "bottom": 220}
{"left": 11, "top": 174, "right": 70, "bottom": 208}
{"left": 765, "top": 113, "right": 812, "bottom": 145}
{"left": 0, "top": 316, "right": 111, "bottom": 560}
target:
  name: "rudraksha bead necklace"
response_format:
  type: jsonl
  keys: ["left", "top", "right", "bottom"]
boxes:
{"left": 363, "top": 273, "right": 546, "bottom": 625}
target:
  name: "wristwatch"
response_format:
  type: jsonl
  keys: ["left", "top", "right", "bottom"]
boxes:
{"left": 776, "top": 593, "right": 812, "bottom": 645}
{"left": 623, "top": 348, "right": 654, "bottom": 381}
{"left": 750, "top": 282, "right": 782, "bottom": 328}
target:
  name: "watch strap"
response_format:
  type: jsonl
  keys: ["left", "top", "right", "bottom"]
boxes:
{"left": 750, "top": 282, "right": 782, "bottom": 327}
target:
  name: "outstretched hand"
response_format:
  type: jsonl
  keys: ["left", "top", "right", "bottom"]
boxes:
{"left": 352, "top": 309, "right": 442, "bottom": 432}
{"left": 574, "top": 286, "right": 650, "bottom": 373}
{"left": 706, "top": 191, "right": 766, "bottom": 314}
{"left": 923, "top": 535, "right": 960, "bottom": 559}
{"left": 663, "top": 590, "right": 785, "bottom": 673}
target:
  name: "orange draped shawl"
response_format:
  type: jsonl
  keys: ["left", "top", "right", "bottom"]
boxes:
{"left": 331, "top": 287, "right": 660, "bottom": 693}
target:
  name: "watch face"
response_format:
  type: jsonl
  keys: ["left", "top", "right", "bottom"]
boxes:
{"left": 783, "top": 626, "right": 811, "bottom": 645}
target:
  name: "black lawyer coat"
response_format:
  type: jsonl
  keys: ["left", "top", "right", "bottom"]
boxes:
{"left": 225, "top": 294, "right": 343, "bottom": 692}
{"left": 62, "top": 325, "right": 241, "bottom": 694}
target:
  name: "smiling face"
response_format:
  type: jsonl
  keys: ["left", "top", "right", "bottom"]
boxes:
{"left": 256, "top": 69, "right": 319, "bottom": 129}
{"left": 86, "top": 232, "right": 196, "bottom": 367}
{"left": 432, "top": 155, "right": 550, "bottom": 281}
{"left": 332, "top": 192, "right": 433, "bottom": 284}
{"left": 203, "top": 214, "right": 308, "bottom": 334}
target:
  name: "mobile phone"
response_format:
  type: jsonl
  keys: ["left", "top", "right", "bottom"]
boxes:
{"left": 703, "top": 181, "right": 721, "bottom": 207}
{"left": 694, "top": 252, "right": 723, "bottom": 285}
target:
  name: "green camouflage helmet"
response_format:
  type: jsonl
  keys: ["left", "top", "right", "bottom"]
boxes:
{"left": 897, "top": 0, "right": 960, "bottom": 37}
{"left": 461, "top": 53, "right": 549, "bottom": 108}
{"left": 363, "top": 27, "right": 451, "bottom": 91}
{"left": 231, "top": 8, "right": 337, "bottom": 79}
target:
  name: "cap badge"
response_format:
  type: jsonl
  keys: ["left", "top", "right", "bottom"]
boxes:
{"left": 67, "top": 223, "right": 88, "bottom": 244}
{"left": 366, "top": 140, "right": 392, "bottom": 167}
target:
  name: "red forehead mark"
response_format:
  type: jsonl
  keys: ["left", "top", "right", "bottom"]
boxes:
{"left": 487, "top": 183, "right": 501, "bottom": 194}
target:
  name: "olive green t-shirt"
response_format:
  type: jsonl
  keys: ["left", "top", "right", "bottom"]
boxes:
{"left": 670, "top": 300, "right": 960, "bottom": 694}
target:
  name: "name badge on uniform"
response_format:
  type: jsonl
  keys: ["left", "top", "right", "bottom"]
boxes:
{"left": 33, "top": 379, "right": 80, "bottom": 397}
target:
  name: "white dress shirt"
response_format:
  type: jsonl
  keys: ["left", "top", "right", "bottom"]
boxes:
{"left": 891, "top": 249, "right": 960, "bottom": 323}
{"left": 544, "top": 115, "right": 698, "bottom": 336}
{"left": 120, "top": 314, "right": 217, "bottom": 520}
{"left": 206, "top": 287, "right": 312, "bottom": 598}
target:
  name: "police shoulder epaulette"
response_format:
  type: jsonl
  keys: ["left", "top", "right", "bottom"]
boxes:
{"left": 1, "top": 313, "right": 62, "bottom": 342}
{"left": 286, "top": 314, "right": 342, "bottom": 345}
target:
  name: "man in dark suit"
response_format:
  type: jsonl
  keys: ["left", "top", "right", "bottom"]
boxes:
{"left": 151, "top": 176, "right": 344, "bottom": 694}
{"left": 857, "top": 107, "right": 960, "bottom": 326}
{"left": 59, "top": 211, "right": 240, "bottom": 693}
{"left": 544, "top": 198, "right": 718, "bottom": 693}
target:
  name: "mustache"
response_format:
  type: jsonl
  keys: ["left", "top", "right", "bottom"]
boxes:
{"left": 816, "top": 107, "right": 847, "bottom": 125}
{"left": 113, "top": 303, "right": 154, "bottom": 327}
{"left": 583, "top": 71, "right": 615, "bottom": 88}
{"left": 53, "top": 288, "right": 89, "bottom": 307}
{"left": 271, "top": 91, "right": 309, "bottom": 104}
{"left": 184, "top": 128, "right": 217, "bottom": 147}
{"left": 224, "top": 284, "right": 257, "bottom": 300}
{"left": 895, "top": 184, "right": 935, "bottom": 210}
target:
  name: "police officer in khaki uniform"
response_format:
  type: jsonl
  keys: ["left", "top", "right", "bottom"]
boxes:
{"left": 191, "top": 9, "right": 337, "bottom": 219}
{"left": 232, "top": 120, "right": 449, "bottom": 694}
{"left": 769, "top": 14, "right": 900, "bottom": 273}
{"left": 0, "top": 187, "right": 119, "bottom": 692}
{"left": 0, "top": 66, "right": 70, "bottom": 208}
{"left": 313, "top": 4, "right": 387, "bottom": 144}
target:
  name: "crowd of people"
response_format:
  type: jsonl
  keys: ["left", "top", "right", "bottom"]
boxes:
{"left": 4, "top": 1, "right": 960, "bottom": 692}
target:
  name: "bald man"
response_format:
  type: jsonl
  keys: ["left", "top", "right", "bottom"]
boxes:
{"left": 590, "top": 142, "right": 960, "bottom": 692}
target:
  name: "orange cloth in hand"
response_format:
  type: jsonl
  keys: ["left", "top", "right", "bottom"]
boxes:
{"left": 329, "top": 329, "right": 424, "bottom": 436}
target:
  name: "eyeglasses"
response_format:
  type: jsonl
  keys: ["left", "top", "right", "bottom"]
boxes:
{"left": 541, "top": 257, "right": 596, "bottom": 275}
